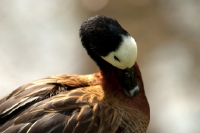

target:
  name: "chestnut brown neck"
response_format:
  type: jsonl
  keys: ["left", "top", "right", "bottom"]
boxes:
{"left": 100, "top": 65, "right": 124, "bottom": 96}
{"left": 100, "top": 62, "right": 150, "bottom": 116}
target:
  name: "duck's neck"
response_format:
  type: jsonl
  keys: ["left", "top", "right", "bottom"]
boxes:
{"left": 87, "top": 50, "right": 126, "bottom": 96}
{"left": 100, "top": 64, "right": 125, "bottom": 96}
{"left": 99, "top": 63, "right": 150, "bottom": 117}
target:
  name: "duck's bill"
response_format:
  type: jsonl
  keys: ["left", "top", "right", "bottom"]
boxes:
{"left": 122, "top": 66, "right": 139, "bottom": 97}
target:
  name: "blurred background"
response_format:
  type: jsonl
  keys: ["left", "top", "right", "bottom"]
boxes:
{"left": 0, "top": 0, "right": 200, "bottom": 132}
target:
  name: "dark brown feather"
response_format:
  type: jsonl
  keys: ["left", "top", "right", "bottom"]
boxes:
{"left": 26, "top": 113, "right": 68, "bottom": 133}
{"left": 3, "top": 123, "right": 27, "bottom": 133}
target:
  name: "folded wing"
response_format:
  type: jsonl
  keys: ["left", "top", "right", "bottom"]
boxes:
{"left": 0, "top": 73, "right": 122, "bottom": 133}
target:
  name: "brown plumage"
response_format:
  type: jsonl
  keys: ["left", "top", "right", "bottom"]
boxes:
{"left": 0, "top": 15, "right": 150, "bottom": 133}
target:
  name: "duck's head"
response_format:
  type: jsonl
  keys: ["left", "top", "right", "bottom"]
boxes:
{"left": 80, "top": 15, "right": 139, "bottom": 97}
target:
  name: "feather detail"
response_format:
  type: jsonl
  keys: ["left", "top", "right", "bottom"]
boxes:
{"left": 26, "top": 113, "right": 68, "bottom": 133}
{"left": 0, "top": 67, "right": 149, "bottom": 133}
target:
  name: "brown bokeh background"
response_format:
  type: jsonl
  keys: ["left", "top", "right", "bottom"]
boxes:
{"left": 0, "top": 0, "right": 200, "bottom": 132}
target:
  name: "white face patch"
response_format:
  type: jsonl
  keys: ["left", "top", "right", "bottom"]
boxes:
{"left": 101, "top": 35, "right": 137, "bottom": 69}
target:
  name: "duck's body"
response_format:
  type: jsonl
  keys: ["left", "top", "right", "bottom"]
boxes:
{"left": 0, "top": 15, "right": 150, "bottom": 133}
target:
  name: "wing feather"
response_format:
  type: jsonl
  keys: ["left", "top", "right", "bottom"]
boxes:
{"left": 77, "top": 105, "right": 93, "bottom": 122}
{"left": 26, "top": 113, "right": 69, "bottom": 133}
{"left": 62, "top": 112, "right": 79, "bottom": 133}
{"left": 2, "top": 124, "right": 27, "bottom": 133}
{"left": 0, "top": 73, "right": 124, "bottom": 133}
{"left": 17, "top": 123, "right": 32, "bottom": 133}
{"left": 44, "top": 95, "right": 81, "bottom": 111}
{"left": 87, "top": 115, "right": 100, "bottom": 133}
{"left": 73, "top": 120, "right": 91, "bottom": 133}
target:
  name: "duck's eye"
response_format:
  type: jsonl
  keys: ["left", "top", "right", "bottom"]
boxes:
{"left": 114, "top": 55, "right": 120, "bottom": 62}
